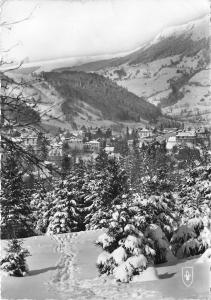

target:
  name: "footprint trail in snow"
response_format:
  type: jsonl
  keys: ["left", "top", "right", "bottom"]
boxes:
{"left": 45, "top": 230, "right": 161, "bottom": 300}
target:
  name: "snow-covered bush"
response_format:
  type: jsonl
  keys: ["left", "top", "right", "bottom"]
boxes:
{"left": 0, "top": 239, "right": 30, "bottom": 277}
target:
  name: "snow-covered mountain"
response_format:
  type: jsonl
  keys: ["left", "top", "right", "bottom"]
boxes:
{"left": 67, "top": 15, "right": 211, "bottom": 125}
{"left": 152, "top": 15, "right": 210, "bottom": 44}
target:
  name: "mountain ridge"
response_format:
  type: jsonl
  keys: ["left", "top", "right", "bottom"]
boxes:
{"left": 60, "top": 15, "right": 210, "bottom": 125}
{"left": 55, "top": 15, "right": 209, "bottom": 72}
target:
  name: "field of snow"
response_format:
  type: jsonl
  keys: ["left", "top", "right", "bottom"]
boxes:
{"left": 1, "top": 230, "right": 210, "bottom": 300}
{"left": 189, "top": 68, "right": 211, "bottom": 86}
{"left": 116, "top": 64, "right": 179, "bottom": 99}
{"left": 163, "top": 67, "right": 211, "bottom": 122}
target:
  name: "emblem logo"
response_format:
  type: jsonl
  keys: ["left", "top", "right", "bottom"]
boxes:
{"left": 182, "top": 266, "right": 194, "bottom": 287}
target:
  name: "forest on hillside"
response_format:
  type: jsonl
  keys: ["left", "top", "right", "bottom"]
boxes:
{"left": 42, "top": 71, "right": 161, "bottom": 122}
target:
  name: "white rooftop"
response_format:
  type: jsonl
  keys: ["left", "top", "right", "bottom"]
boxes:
{"left": 177, "top": 131, "right": 196, "bottom": 137}
{"left": 105, "top": 146, "right": 114, "bottom": 151}
{"left": 86, "top": 140, "right": 100, "bottom": 144}
{"left": 167, "top": 136, "right": 176, "bottom": 142}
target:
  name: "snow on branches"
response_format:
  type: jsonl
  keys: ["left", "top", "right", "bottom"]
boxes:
{"left": 0, "top": 239, "right": 30, "bottom": 277}
{"left": 171, "top": 164, "right": 211, "bottom": 258}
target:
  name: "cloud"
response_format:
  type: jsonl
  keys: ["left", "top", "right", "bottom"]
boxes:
{"left": 1, "top": 0, "right": 209, "bottom": 63}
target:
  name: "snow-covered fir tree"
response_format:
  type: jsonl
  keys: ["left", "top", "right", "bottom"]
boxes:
{"left": 65, "top": 160, "right": 87, "bottom": 231}
{"left": 30, "top": 184, "right": 53, "bottom": 234}
{"left": 0, "top": 239, "right": 30, "bottom": 277}
{"left": 1, "top": 151, "right": 33, "bottom": 239}
{"left": 96, "top": 190, "right": 178, "bottom": 282}
{"left": 84, "top": 154, "right": 130, "bottom": 230}
{"left": 46, "top": 174, "right": 81, "bottom": 234}
{"left": 170, "top": 163, "right": 211, "bottom": 258}
{"left": 96, "top": 193, "right": 156, "bottom": 282}
{"left": 129, "top": 141, "right": 174, "bottom": 195}
{"left": 61, "top": 154, "right": 72, "bottom": 177}
{"left": 36, "top": 132, "right": 49, "bottom": 161}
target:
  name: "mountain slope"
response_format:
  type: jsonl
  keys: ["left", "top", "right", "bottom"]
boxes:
{"left": 42, "top": 70, "right": 161, "bottom": 123}
{"left": 5, "top": 68, "right": 162, "bottom": 133}
{"left": 64, "top": 15, "right": 210, "bottom": 124}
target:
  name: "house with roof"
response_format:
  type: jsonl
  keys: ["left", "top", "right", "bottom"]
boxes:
{"left": 48, "top": 142, "right": 63, "bottom": 165}
{"left": 66, "top": 138, "right": 84, "bottom": 151}
{"left": 104, "top": 146, "right": 114, "bottom": 155}
{"left": 176, "top": 130, "right": 196, "bottom": 147}
{"left": 166, "top": 136, "right": 177, "bottom": 151}
{"left": 195, "top": 128, "right": 210, "bottom": 147}
{"left": 138, "top": 128, "right": 154, "bottom": 139}
{"left": 84, "top": 140, "right": 100, "bottom": 153}
{"left": 21, "top": 131, "right": 38, "bottom": 150}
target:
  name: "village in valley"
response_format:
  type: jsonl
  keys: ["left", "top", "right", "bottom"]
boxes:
{"left": 3, "top": 124, "right": 210, "bottom": 175}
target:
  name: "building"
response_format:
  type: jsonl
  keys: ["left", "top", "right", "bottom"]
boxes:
{"left": 48, "top": 143, "right": 63, "bottom": 165}
{"left": 104, "top": 146, "right": 114, "bottom": 155}
{"left": 66, "top": 138, "right": 84, "bottom": 151}
{"left": 138, "top": 128, "right": 154, "bottom": 139}
{"left": 84, "top": 140, "right": 100, "bottom": 153}
{"left": 166, "top": 136, "right": 177, "bottom": 151}
{"left": 21, "top": 131, "right": 38, "bottom": 150}
{"left": 176, "top": 131, "right": 196, "bottom": 147}
{"left": 195, "top": 128, "right": 210, "bottom": 147}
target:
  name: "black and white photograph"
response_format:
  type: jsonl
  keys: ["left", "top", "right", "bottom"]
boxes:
{"left": 0, "top": 0, "right": 211, "bottom": 299}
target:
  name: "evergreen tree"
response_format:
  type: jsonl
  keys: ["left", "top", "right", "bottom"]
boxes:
{"left": 25, "top": 145, "right": 36, "bottom": 173}
{"left": 106, "top": 128, "right": 112, "bottom": 139}
{"left": 96, "top": 191, "right": 178, "bottom": 282}
{"left": 47, "top": 176, "right": 81, "bottom": 234}
{"left": 61, "top": 154, "right": 72, "bottom": 177}
{"left": 171, "top": 163, "right": 211, "bottom": 258}
{"left": 129, "top": 141, "right": 173, "bottom": 195}
{"left": 95, "top": 149, "right": 109, "bottom": 171}
{"left": 96, "top": 193, "right": 156, "bottom": 282}
{"left": 62, "top": 141, "right": 70, "bottom": 155}
{"left": 70, "top": 160, "right": 87, "bottom": 231}
{"left": 132, "top": 130, "right": 139, "bottom": 151}
{"left": 0, "top": 239, "right": 30, "bottom": 277}
{"left": 126, "top": 127, "right": 130, "bottom": 140}
{"left": 30, "top": 184, "right": 53, "bottom": 234}
{"left": 84, "top": 156, "right": 130, "bottom": 229}
{"left": 115, "top": 137, "right": 129, "bottom": 157}
{"left": 36, "top": 132, "right": 49, "bottom": 161}
{"left": 1, "top": 151, "right": 33, "bottom": 239}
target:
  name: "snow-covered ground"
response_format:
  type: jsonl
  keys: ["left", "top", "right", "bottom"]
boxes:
{"left": 1, "top": 230, "right": 210, "bottom": 299}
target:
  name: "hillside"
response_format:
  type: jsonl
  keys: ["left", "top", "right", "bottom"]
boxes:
{"left": 65, "top": 16, "right": 211, "bottom": 125}
{"left": 42, "top": 70, "right": 161, "bottom": 123}
{"left": 3, "top": 70, "right": 161, "bottom": 134}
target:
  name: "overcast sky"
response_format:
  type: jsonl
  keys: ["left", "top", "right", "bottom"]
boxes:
{"left": 1, "top": 0, "right": 209, "bottom": 66}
